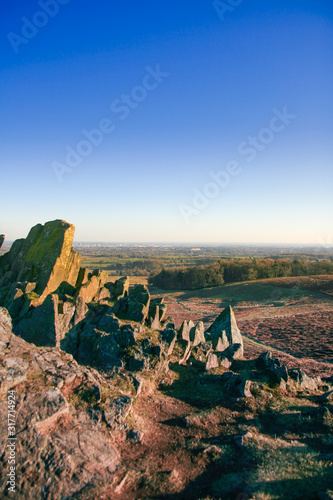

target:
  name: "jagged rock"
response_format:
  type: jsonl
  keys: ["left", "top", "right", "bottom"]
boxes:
{"left": 2, "top": 282, "right": 34, "bottom": 320}
{"left": 206, "top": 352, "right": 219, "bottom": 370}
{"left": 96, "top": 333, "right": 122, "bottom": 369}
{"left": 178, "top": 339, "right": 192, "bottom": 365}
{"left": 206, "top": 306, "right": 243, "bottom": 359}
{"left": 148, "top": 297, "right": 167, "bottom": 329}
{"left": 160, "top": 329, "right": 177, "bottom": 356}
{"left": 289, "top": 368, "right": 318, "bottom": 391}
{"left": 0, "top": 307, "right": 12, "bottom": 346}
{"left": 128, "top": 350, "right": 149, "bottom": 372}
{"left": 116, "top": 325, "right": 136, "bottom": 348}
{"left": 213, "top": 330, "right": 229, "bottom": 352}
{"left": 98, "top": 312, "right": 120, "bottom": 334}
{"left": 0, "top": 220, "right": 81, "bottom": 307}
{"left": 129, "top": 374, "right": 143, "bottom": 396}
{"left": 256, "top": 351, "right": 289, "bottom": 384}
{"left": 190, "top": 321, "right": 205, "bottom": 347}
{"left": 178, "top": 320, "right": 194, "bottom": 341}
{"left": 104, "top": 395, "right": 133, "bottom": 429}
{"left": 114, "top": 284, "right": 150, "bottom": 324}
{"left": 74, "top": 271, "right": 109, "bottom": 325}
{"left": 0, "top": 235, "right": 4, "bottom": 250}
{"left": 318, "top": 390, "right": 333, "bottom": 403}
{"left": 0, "top": 322, "right": 119, "bottom": 498}
{"left": 75, "top": 267, "right": 90, "bottom": 289}
{"left": 113, "top": 276, "right": 129, "bottom": 299}
{"left": 98, "top": 285, "right": 112, "bottom": 303}
{"left": 205, "top": 345, "right": 239, "bottom": 371}
{"left": 236, "top": 380, "right": 253, "bottom": 398}
{"left": 15, "top": 294, "right": 75, "bottom": 347}
{"left": 127, "top": 429, "right": 144, "bottom": 443}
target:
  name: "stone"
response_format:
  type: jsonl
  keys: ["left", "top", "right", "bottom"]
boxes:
{"left": 127, "top": 429, "right": 144, "bottom": 443}
{"left": 0, "top": 356, "right": 29, "bottom": 391}
{"left": 104, "top": 395, "right": 133, "bottom": 430}
{"left": 74, "top": 272, "right": 107, "bottom": 325}
{"left": 129, "top": 374, "right": 143, "bottom": 396}
{"left": 190, "top": 321, "right": 205, "bottom": 347}
{"left": 213, "top": 330, "right": 229, "bottom": 352}
{"left": 128, "top": 350, "right": 149, "bottom": 372}
{"left": 0, "top": 220, "right": 81, "bottom": 307}
{"left": 114, "top": 284, "right": 150, "bottom": 324}
{"left": 116, "top": 325, "right": 136, "bottom": 348}
{"left": 0, "top": 307, "right": 12, "bottom": 344}
{"left": 289, "top": 368, "right": 318, "bottom": 391}
{"left": 0, "top": 234, "right": 4, "bottom": 250}
{"left": 236, "top": 380, "right": 253, "bottom": 398}
{"left": 205, "top": 352, "right": 219, "bottom": 370}
{"left": 318, "top": 390, "right": 333, "bottom": 403}
{"left": 178, "top": 320, "right": 193, "bottom": 341}
{"left": 206, "top": 306, "right": 243, "bottom": 359}
{"left": 256, "top": 351, "right": 289, "bottom": 384}
{"left": 160, "top": 328, "right": 177, "bottom": 356}
{"left": 0, "top": 328, "right": 120, "bottom": 497}
{"left": 178, "top": 339, "right": 192, "bottom": 365}
{"left": 112, "top": 276, "right": 129, "bottom": 300}
{"left": 98, "top": 313, "right": 120, "bottom": 334}
{"left": 148, "top": 297, "right": 167, "bottom": 329}
{"left": 15, "top": 294, "right": 75, "bottom": 347}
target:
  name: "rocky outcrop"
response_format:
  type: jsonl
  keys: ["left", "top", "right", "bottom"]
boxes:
{"left": 0, "top": 308, "right": 119, "bottom": 499}
{"left": 0, "top": 235, "right": 4, "bottom": 250}
{"left": 0, "top": 220, "right": 81, "bottom": 307}
{"left": 15, "top": 293, "right": 75, "bottom": 347}
{"left": 256, "top": 351, "right": 289, "bottom": 384}
{"left": 105, "top": 276, "right": 130, "bottom": 300}
{"left": 114, "top": 284, "right": 150, "bottom": 323}
{"left": 206, "top": 305, "right": 243, "bottom": 359}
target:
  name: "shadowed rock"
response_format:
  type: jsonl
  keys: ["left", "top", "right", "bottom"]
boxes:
{"left": 15, "top": 294, "right": 75, "bottom": 347}
{"left": 190, "top": 321, "right": 205, "bottom": 347}
{"left": 0, "top": 235, "right": 4, "bottom": 250}
{"left": 114, "top": 284, "right": 150, "bottom": 323}
{"left": 256, "top": 351, "right": 288, "bottom": 384}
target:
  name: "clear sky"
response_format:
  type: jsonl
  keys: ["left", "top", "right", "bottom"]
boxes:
{"left": 1, "top": 0, "right": 332, "bottom": 243}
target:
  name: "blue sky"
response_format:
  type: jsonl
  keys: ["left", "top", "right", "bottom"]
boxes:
{"left": 1, "top": 0, "right": 332, "bottom": 243}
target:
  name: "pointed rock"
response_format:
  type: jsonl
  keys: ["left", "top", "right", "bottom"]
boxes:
{"left": 206, "top": 306, "right": 243, "bottom": 359}
{"left": 190, "top": 321, "right": 205, "bottom": 347}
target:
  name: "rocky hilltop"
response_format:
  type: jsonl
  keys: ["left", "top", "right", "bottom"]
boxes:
{"left": 0, "top": 220, "right": 332, "bottom": 500}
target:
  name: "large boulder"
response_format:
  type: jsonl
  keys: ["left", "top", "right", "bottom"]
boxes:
{"left": 0, "top": 220, "right": 81, "bottom": 307}
{"left": 206, "top": 306, "right": 243, "bottom": 359}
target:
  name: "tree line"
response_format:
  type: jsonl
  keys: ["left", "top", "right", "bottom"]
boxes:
{"left": 149, "top": 258, "right": 333, "bottom": 290}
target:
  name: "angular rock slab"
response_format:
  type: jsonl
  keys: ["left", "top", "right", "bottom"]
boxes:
{"left": 206, "top": 306, "right": 243, "bottom": 359}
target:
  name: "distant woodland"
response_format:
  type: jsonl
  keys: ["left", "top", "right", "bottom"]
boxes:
{"left": 149, "top": 258, "right": 333, "bottom": 290}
